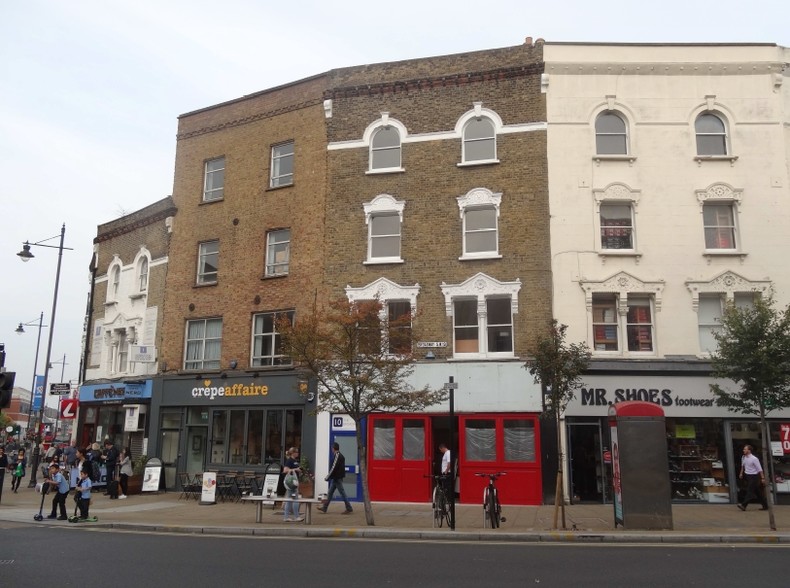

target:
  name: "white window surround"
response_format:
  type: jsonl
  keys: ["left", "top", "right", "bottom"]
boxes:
{"left": 346, "top": 277, "right": 420, "bottom": 309}
{"left": 363, "top": 194, "right": 406, "bottom": 264}
{"left": 591, "top": 97, "right": 637, "bottom": 164}
{"left": 457, "top": 188, "right": 502, "bottom": 260}
{"left": 457, "top": 102, "right": 501, "bottom": 166}
{"left": 691, "top": 98, "right": 738, "bottom": 164}
{"left": 106, "top": 259, "right": 122, "bottom": 305}
{"left": 346, "top": 278, "right": 420, "bottom": 356}
{"left": 685, "top": 270, "right": 771, "bottom": 313}
{"left": 580, "top": 271, "right": 664, "bottom": 356}
{"left": 327, "top": 106, "right": 543, "bottom": 152}
{"left": 365, "top": 113, "right": 407, "bottom": 174}
{"left": 695, "top": 183, "right": 746, "bottom": 261}
{"left": 593, "top": 183, "right": 641, "bottom": 260}
{"left": 132, "top": 247, "right": 151, "bottom": 297}
{"left": 440, "top": 272, "right": 521, "bottom": 359}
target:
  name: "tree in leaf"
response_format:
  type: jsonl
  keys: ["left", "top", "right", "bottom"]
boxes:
{"left": 278, "top": 296, "right": 447, "bottom": 526}
{"left": 709, "top": 293, "right": 790, "bottom": 531}
{"left": 525, "top": 320, "right": 591, "bottom": 529}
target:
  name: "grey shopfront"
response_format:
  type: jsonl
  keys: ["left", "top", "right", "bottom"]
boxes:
{"left": 149, "top": 372, "right": 316, "bottom": 490}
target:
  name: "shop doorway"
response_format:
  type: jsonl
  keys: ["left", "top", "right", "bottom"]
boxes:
{"left": 330, "top": 432, "right": 360, "bottom": 500}
{"left": 568, "top": 422, "right": 605, "bottom": 504}
{"left": 729, "top": 421, "right": 769, "bottom": 504}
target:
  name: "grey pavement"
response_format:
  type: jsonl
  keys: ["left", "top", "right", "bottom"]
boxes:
{"left": 1, "top": 485, "right": 789, "bottom": 544}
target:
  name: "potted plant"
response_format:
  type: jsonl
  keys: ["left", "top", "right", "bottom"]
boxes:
{"left": 126, "top": 454, "right": 149, "bottom": 495}
{"left": 298, "top": 455, "right": 315, "bottom": 498}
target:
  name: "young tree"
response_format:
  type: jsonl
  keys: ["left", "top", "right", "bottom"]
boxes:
{"left": 525, "top": 320, "right": 591, "bottom": 530}
{"left": 278, "top": 297, "right": 447, "bottom": 526}
{"left": 709, "top": 294, "right": 790, "bottom": 531}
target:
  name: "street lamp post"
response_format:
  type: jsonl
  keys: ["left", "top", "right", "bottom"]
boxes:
{"left": 17, "top": 224, "right": 72, "bottom": 487}
{"left": 15, "top": 312, "right": 48, "bottom": 439}
{"left": 49, "top": 354, "right": 68, "bottom": 439}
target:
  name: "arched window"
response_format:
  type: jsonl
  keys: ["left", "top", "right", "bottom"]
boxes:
{"left": 370, "top": 126, "right": 401, "bottom": 170}
{"left": 462, "top": 117, "right": 496, "bottom": 163}
{"left": 110, "top": 266, "right": 120, "bottom": 301}
{"left": 695, "top": 113, "right": 728, "bottom": 156}
{"left": 595, "top": 112, "right": 628, "bottom": 155}
{"left": 138, "top": 257, "right": 149, "bottom": 292}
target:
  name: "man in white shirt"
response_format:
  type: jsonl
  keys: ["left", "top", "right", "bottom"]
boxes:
{"left": 738, "top": 444, "right": 768, "bottom": 511}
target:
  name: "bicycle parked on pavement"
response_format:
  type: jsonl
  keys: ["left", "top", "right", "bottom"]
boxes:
{"left": 475, "top": 472, "right": 507, "bottom": 528}
{"left": 425, "top": 474, "right": 452, "bottom": 528}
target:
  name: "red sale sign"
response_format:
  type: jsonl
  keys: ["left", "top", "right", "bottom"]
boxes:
{"left": 781, "top": 424, "right": 790, "bottom": 454}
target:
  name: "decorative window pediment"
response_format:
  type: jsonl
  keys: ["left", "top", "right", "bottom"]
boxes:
{"left": 580, "top": 271, "right": 664, "bottom": 312}
{"left": 593, "top": 182, "right": 640, "bottom": 212}
{"left": 685, "top": 271, "right": 771, "bottom": 311}
{"left": 363, "top": 194, "right": 405, "bottom": 224}
{"left": 695, "top": 183, "right": 742, "bottom": 210}
{"left": 346, "top": 277, "right": 420, "bottom": 307}
{"left": 440, "top": 272, "right": 521, "bottom": 315}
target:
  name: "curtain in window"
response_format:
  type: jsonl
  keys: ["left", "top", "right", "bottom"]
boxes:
{"left": 373, "top": 420, "right": 395, "bottom": 459}
{"left": 402, "top": 420, "right": 425, "bottom": 460}
{"left": 504, "top": 420, "right": 535, "bottom": 461}
{"left": 465, "top": 420, "right": 496, "bottom": 461}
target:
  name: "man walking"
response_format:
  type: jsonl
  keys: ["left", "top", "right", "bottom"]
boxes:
{"left": 318, "top": 442, "right": 353, "bottom": 514}
{"left": 738, "top": 444, "right": 768, "bottom": 511}
{"left": 101, "top": 439, "right": 119, "bottom": 496}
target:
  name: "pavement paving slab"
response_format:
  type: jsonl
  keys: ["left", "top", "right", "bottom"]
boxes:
{"left": 2, "top": 486, "right": 789, "bottom": 544}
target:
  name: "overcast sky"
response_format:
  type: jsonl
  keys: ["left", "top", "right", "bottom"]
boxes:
{"left": 1, "top": 0, "right": 788, "bottom": 409}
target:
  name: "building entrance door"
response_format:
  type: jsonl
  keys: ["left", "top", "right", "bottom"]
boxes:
{"left": 567, "top": 422, "right": 605, "bottom": 503}
{"left": 330, "top": 431, "right": 360, "bottom": 500}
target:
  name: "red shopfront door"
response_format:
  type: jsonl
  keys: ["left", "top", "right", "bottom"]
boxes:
{"left": 368, "top": 415, "right": 431, "bottom": 502}
{"left": 459, "top": 414, "right": 542, "bottom": 505}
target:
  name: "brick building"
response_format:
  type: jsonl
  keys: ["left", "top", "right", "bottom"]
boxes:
{"left": 323, "top": 42, "right": 550, "bottom": 505}
{"left": 148, "top": 75, "right": 329, "bottom": 483}
{"left": 78, "top": 196, "right": 176, "bottom": 466}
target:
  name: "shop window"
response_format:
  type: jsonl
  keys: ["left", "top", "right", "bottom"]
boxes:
{"left": 209, "top": 408, "right": 300, "bottom": 467}
{"left": 403, "top": 419, "right": 425, "bottom": 460}
{"left": 666, "top": 418, "right": 729, "bottom": 502}
{"left": 465, "top": 419, "right": 496, "bottom": 461}
{"left": 211, "top": 411, "right": 227, "bottom": 463}
{"left": 266, "top": 410, "right": 283, "bottom": 464}
{"left": 247, "top": 411, "right": 264, "bottom": 465}
{"left": 229, "top": 410, "right": 246, "bottom": 464}
{"left": 769, "top": 423, "right": 790, "bottom": 495}
{"left": 373, "top": 419, "right": 396, "bottom": 460}
{"left": 504, "top": 419, "right": 535, "bottom": 462}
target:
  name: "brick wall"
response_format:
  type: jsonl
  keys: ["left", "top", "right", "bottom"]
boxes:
{"left": 161, "top": 77, "right": 329, "bottom": 371}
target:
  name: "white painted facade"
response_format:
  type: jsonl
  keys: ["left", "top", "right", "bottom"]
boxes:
{"left": 542, "top": 42, "right": 790, "bottom": 504}
{"left": 84, "top": 248, "right": 163, "bottom": 381}
{"left": 543, "top": 43, "right": 790, "bottom": 357}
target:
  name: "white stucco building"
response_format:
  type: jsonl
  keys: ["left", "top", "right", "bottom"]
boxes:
{"left": 543, "top": 42, "right": 790, "bottom": 505}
